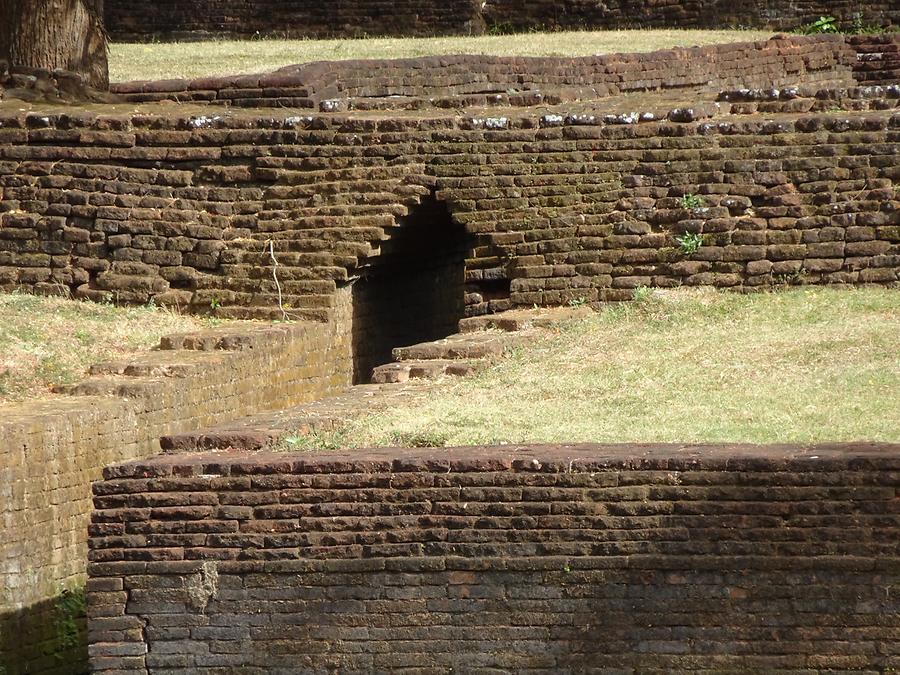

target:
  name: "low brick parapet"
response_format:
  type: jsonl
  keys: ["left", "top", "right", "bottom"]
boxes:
{"left": 110, "top": 35, "right": 856, "bottom": 107}
{"left": 88, "top": 443, "right": 900, "bottom": 671}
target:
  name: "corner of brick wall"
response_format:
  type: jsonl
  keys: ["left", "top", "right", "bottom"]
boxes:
{"left": 0, "top": 296, "right": 354, "bottom": 673}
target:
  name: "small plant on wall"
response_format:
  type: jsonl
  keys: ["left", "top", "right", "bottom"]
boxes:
{"left": 677, "top": 194, "right": 705, "bottom": 210}
{"left": 675, "top": 232, "right": 704, "bottom": 255}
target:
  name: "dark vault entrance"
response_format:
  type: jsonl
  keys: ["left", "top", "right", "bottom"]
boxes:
{"left": 350, "top": 197, "right": 472, "bottom": 383}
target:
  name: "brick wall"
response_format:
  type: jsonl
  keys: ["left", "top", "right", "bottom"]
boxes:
{"left": 0, "top": 300, "right": 354, "bottom": 673}
{"left": 849, "top": 33, "right": 900, "bottom": 86}
{"left": 483, "top": 0, "right": 899, "bottom": 33}
{"left": 2, "top": 95, "right": 898, "bottom": 319}
{"left": 105, "top": 0, "right": 484, "bottom": 41}
{"left": 111, "top": 35, "right": 855, "bottom": 106}
{"left": 104, "top": 0, "right": 899, "bottom": 40}
{"left": 86, "top": 443, "right": 900, "bottom": 671}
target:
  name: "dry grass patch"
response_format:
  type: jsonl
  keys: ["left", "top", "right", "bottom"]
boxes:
{"left": 0, "top": 293, "right": 218, "bottom": 403}
{"left": 109, "top": 29, "right": 771, "bottom": 81}
{"left": 340, "top": 287, "right": 900, "bottom": 447}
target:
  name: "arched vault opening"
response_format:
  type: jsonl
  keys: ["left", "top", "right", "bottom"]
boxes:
{"left": 349, "top": 195, "right": 473, "bottom": 383}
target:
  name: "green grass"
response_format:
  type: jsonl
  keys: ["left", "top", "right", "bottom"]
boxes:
{"left": 0, "top": 292, "right": 217, "bottom": 403}
{"left": 332, "top": 287, "right": 900, "bottom": 446}
{"left": 109, "top": 29, "right": 772, "bottom": 81}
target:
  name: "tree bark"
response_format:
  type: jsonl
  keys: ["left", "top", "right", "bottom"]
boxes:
{"left": 0, "top": 0, "right": 108, "bottom": 90}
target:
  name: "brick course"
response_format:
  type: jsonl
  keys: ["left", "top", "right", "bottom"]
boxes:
{"left": 87, "top": 443, "right": 900, "bottom": 671}
{"left": 849, "top": 33, "right": 900, "bottom": 86}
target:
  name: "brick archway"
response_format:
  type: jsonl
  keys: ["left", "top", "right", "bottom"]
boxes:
{"left": 349, "top": 194, "right": 473, "bottom": 383}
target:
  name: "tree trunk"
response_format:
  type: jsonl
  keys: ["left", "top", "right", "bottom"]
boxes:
{"left": 0, "top": 0, "right": 108, "bottom": 90}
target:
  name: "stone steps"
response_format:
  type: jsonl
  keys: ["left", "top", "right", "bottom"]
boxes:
{"left": 154, "top": 306, "right": 589, "bottom": 452}
{"left": 88, "top": 349, "right": 229, "bottom": 378}
{"left": 52, "top": 321, "right": 324, "bottom": 399}
{"left": 391, "top": 331, "right": 531, "bottom": 361}
{"left": 370, "top": 306, "right": 591, "bottom": 383}
{"left": 370, "top": 359, "right": 482, "bottom": 384}
{"left": 458, "top": 305, "right": 591, "bottom": 333}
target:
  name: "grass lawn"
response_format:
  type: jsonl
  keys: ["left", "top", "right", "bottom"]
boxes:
{"left": 333, "top": 287, "right": 900, "bottom": 447}
{"left": 0, "top": 293, "right": 217, "bottom": 403}
{"left": 109, "top": 29, "right": 772, "bottom": 81}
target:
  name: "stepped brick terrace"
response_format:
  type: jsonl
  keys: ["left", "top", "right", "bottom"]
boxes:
{"left": 0, "top": 30, "right": 898, "bottom": 674}
{"left": 1, "top": 36, "right": 897, "bottom": 324}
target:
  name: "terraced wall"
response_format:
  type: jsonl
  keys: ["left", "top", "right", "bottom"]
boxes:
{"left": 105, "top": 0, "right": 485, "bottom": 41}
{"left": 482, "top": 0, "right": 899, "bottom": 33}
{"left": 110, "top": 34, "right": 854, "bottom": 107}
{"left": 104, "top": 0, "right": 899, "bottom": 40}
{"left": 2, "top": 102, "right": 898, "bottom": 320}
{"left": 0, "top": 34, "right": 898, "bottom": 672}
{"left": 86, "top": 443, "right": 900, "bottom": 671}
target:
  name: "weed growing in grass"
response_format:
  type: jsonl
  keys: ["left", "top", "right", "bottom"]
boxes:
{"left": 678, "top": 194, "right": 705, "bottom": 209}
{"left": 849, "top": 12, "right": 886, "bottom": 34}
{"left": 487, "top": 22, "right": 516, "bottom": 35}
{"left": 389, "top": 429, "right": 451, "bottom": 448}
{"left": 797, "top": 16, "right": 839, "bottom": 34}
{"left": 632, "top": 286, "right": 653, "bottom": 303}
{"left": 73, "top": 329, "right": 93, "bottom": 346}
{"left": 795, "top": 14, "right": 884, "bottom": 35}
{"left": 283, "top": 429, "right": 349, "bottom": 450}
{"left": 675, "top": 232, "right": 705, "bottom": 255}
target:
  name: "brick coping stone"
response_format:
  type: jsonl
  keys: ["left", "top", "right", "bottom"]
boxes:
{"left": 104, "top": 442, "right": 900, "bottom": 478}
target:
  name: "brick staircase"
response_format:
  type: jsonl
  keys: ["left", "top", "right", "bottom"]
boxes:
{"left": 159, "top": 306, "right": 590, "bottom": 452}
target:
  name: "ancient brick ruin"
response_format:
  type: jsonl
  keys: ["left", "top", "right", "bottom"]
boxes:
{"left": 2, "top": 36, "right": 897, "bottom": 325}
{"left": 0, "top": 30, "right": 899, "bottom": 674}
{"left": 0, "top": 315, "right": 354, "bottom": 674}
{"left": 87, "top": 444, "right": 900, "bottom": 672}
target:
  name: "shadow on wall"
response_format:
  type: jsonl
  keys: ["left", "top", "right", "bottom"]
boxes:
{"left": 350, "top": 196, "right": 473, "bottom": 383}
{"left": 0, "top": 591, "right": 87, "bottom": 675}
